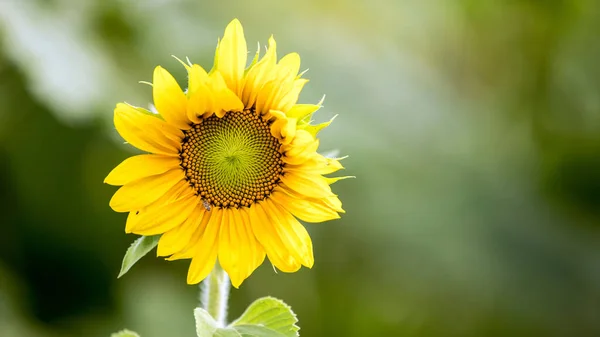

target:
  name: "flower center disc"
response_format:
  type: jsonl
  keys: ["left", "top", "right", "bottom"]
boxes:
{"left": 180, "top": 109, "right": 284, "bottom": 209}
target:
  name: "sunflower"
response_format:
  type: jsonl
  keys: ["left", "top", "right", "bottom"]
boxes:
{"left": 105, "top": 19, "right": 346, "bottom": 288}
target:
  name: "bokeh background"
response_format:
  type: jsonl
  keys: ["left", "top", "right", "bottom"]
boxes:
{"left": 1, "top": 0, "right": 600, "bottom": 336}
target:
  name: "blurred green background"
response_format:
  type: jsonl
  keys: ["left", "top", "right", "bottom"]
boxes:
{"left": 1, "top": 0, "right": 600, "bottom": 336}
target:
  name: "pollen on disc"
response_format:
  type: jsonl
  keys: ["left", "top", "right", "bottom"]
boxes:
{"left": 179, "top": 109, "right": 284, "bottom": 209}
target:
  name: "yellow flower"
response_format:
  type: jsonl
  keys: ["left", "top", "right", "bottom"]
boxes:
{"left": 105, "top": 19, "right": 346, "bottom": 288}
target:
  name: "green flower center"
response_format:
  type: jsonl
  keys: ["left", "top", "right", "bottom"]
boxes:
{"left": 180, "top": 109, "right": 284, "bottom": 209}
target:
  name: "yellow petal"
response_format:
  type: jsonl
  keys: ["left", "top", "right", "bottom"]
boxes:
{"left": 269, "top": 110, "right": 296, "bottom": 145}
{"left": 104, "top": 154, "right": 180, "bottom": 186}
{"left": 186, "top": 65, "right": 213, "bottom": 123}
{"left": 282, "top": 131, "right": 320, "bottom": 166}
{"left": 263, "top": 199, "right": 313, "bottom": 268}
{"left": 129, "top": 194, "right": 199, "bottom": 236}
{"left": 124, "top": 180, "right": 193, "bottom": 233}
{"left": 188, "top": 63, "right": 211, "bottom": 93}
{"left": 322, "top": 157, "right": 345, "bottom": 174}
{"left": 218, "top": 208, "right": 265, "bottom": 288}
{"left": 152, "top": 66, "right": 191, "bottom": 129}
{"left": 284, "top": 154, "right": 344, "bottom": 175}
{"left": 109, "top": 168, "right": 185, "bottom": 212}
{"left": 270, "top": 190, "right": 340, "bottom": 223}
{"left": 249, "top": 202, "right": 301, "bottom": 273}
{"left": 209, "top": 71, "right": 244, "bottom": 116}
{"left": 167, "top": 209, "right": 212, "bottom": 260}
{"left": 286, "top": 101, "right": 322, "bottom": 122}
{"left": 157, "top": 206, "right": 205, "bottom": 257}
{"left": 254, "top": 75, "right": 293, "bottom": 115}
{"left": 187, "top": 208, "right": 222, "bottom": 284}
{"left": 320, "top": 194, "right": 345, "bottom": 213}
{"left": 125, "top": 211, "right": 141, "bottom": 233}
{"left": 283, "top": 129, "right": 313, "bottom": 151}
{"left": 238, "top": 207, "right": 266, "bottom": 274}
{"left": 114, "top": 103, "right": 182, "bottom": 156}
{"left": 241, "top": 36, "right": 277, "bottom": 108}
{"left": 273, "top": 79, "right": 308, "bottom": 113}
{"left": 216, "top": 19, "right": 247, "bottom": 95}
{"left": 125, "top": 180, "right": 193, "bottom": 233}
{"left": 280, "top": 171, "right": 332, "bottom": 199}
{"left": 277, "top": 53, "right": 301, "bottom": 79}
{"left": 279, "top": 184, "right": 342, "bottom": 212}
{"left": 253, "top": 53, "right": 302, "bottom": 114}
{"left": 280, "top": 117, "right": 297, "bottom": 145}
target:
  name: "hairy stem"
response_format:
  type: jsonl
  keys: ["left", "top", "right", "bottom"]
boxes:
{"left": 200, "top": 263, "right": 230, "bottom": 327}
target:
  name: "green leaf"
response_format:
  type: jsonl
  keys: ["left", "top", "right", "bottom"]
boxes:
{"left": 233, "top": 325, "right": 287, "bottom": 337}
{"left": 110, "top": 329, "right": 140, "bottom": 337}
{"left": 194, "top": 307, "right": 218, "bottom": 337}
{"left": 230, "top": 297, "right": 299, "bottom": 337}
{"left": 118, "top": 235, "right": 160, "bottom": 278}
{"left": 214, "top": 328, "right": 242, "bottom": 337}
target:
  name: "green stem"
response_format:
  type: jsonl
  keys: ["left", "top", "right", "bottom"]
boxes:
{"left": 201, "top": 263, "right": 230, "bottom": 327}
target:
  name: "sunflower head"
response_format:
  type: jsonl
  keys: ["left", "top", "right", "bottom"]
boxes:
{"left": 105, "top": 19, "right": 347, "bottom": 288}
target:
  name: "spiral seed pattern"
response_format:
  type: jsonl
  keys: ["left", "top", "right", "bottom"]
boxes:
{"left": 180, "top": 109, "right": 284, "bottom": 209}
